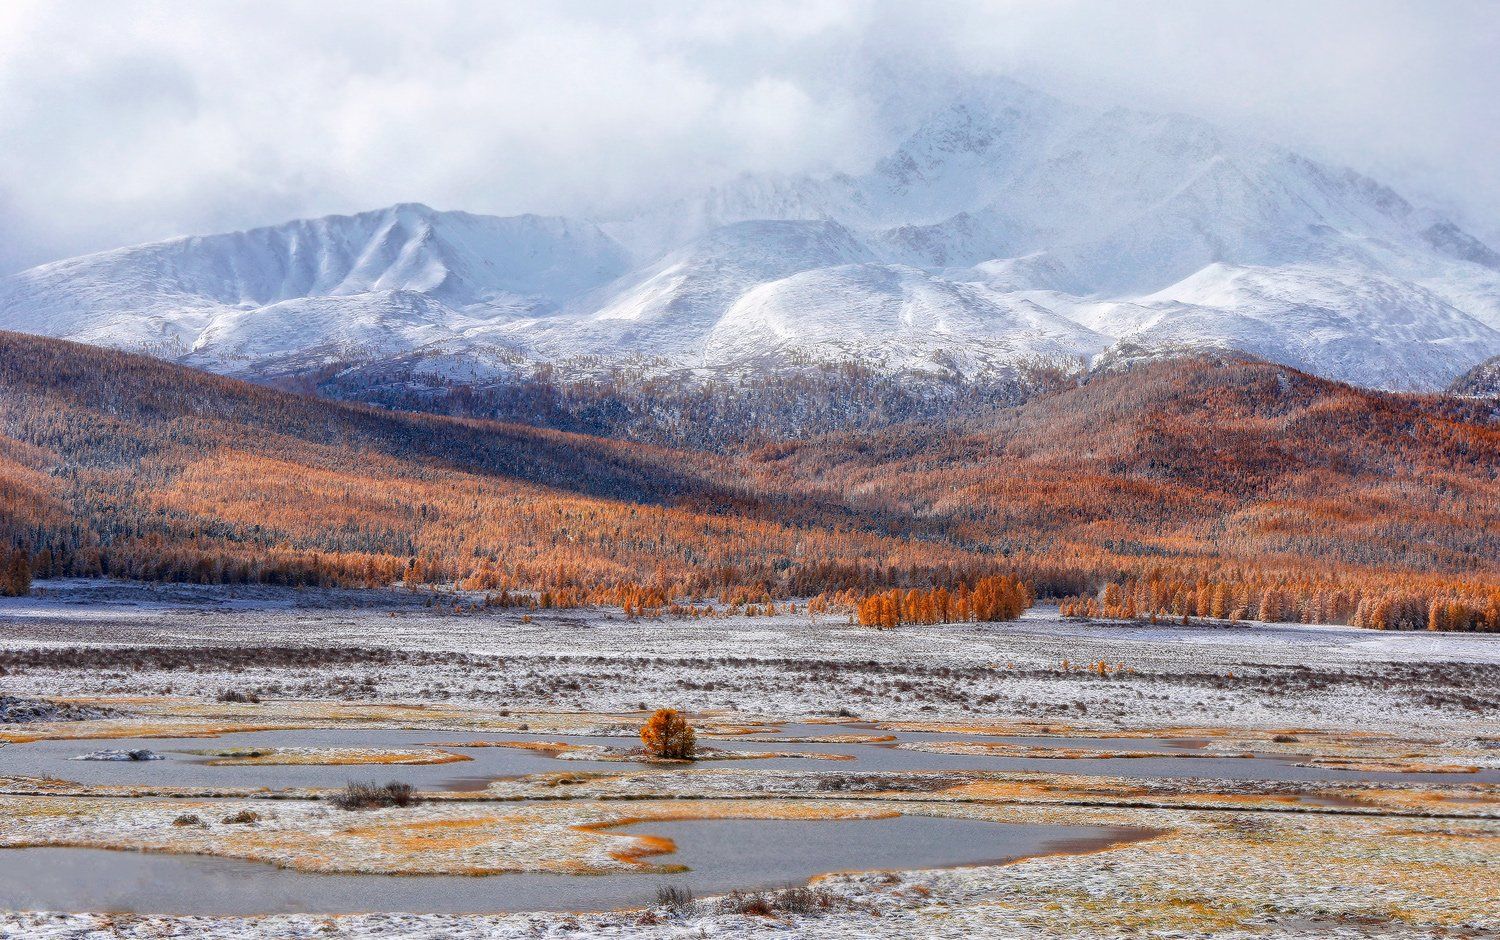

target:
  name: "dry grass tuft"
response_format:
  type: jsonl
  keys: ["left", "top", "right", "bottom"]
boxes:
{"left": 720, "top": 885, "right": 841, "bottom": 916}
{"left": 328, "top": 781, "right": 416, "bottom": 810}
{"left": 655, "top": 883, "right": 695, "bottom": 912}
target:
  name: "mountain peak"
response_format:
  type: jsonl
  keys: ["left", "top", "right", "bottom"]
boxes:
{"left": 386, "top": 201, "right": 439, "bottom": 216}
{"left": 2, "top": 76, "right": 1498, "bottom": 391}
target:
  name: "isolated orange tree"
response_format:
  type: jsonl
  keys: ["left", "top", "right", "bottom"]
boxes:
{"left": 640, "top": 709, "right": 696, "bottom": 760}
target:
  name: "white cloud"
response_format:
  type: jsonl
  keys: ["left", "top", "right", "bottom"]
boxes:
{"left": 0, "top": 0, "right": 1495, "bottom": 272}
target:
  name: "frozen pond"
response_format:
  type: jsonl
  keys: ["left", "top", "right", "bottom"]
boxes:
{"left": 1, "top": 723, "right": 1492, "bottom": 789}
{"left": 0, "top": 816, "right": 1151, "bottom": 914}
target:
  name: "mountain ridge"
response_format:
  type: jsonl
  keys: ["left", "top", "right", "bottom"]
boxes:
{"left": 3, "top": 78, "right": 1499, "bottom": 391}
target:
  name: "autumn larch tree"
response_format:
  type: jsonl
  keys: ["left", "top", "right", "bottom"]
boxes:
{"left": 0, "top": 549, "right": 30, "bottom": 598}
{"left": 640, "top": 708, "right": 696, "bottom": 760}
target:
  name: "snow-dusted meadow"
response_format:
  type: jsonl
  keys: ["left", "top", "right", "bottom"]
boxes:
{"left": 0, "top": 580, "right": 1495, "bottom": 938}
{"left": 3, "top": 579, "right": 1495, "bottom": 735}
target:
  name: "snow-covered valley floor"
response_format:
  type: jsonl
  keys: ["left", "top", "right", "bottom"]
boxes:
{"left": 0, "top": 581, "right": 1495, "bottom": 938}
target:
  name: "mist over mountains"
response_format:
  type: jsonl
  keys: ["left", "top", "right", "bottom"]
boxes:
{"left": 3, "top": 77, "right": 1498, "bottom": 393}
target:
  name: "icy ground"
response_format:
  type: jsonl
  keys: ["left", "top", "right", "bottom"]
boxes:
{"left": 2, "top": 580, "right": 1496, "bottom": 736}
{"left": 0, "top": 581, "right": 1496, "bottom": 939}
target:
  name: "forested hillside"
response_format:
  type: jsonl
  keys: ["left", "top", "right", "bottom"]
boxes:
{"left": 0, "top": 331, "right": 994, "bottom": 602}
{"left": 1, "top": 332, "right": 1496, "bottom": 628}
{"left": 749, "top": 354, "right": 1500, "bottom": 629}
{"left": 309, "top": 357, "right": 1069, "bottom": 452}
{"left": 1448, "top": 354, "right": 1500, "bottom": 398}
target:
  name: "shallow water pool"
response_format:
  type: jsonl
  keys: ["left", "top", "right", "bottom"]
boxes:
{"left": 0, "top": 723, "right": 1491, "bottom": 790}
{"left": 0, "top": 815, "right": 1151, "bottom": 914}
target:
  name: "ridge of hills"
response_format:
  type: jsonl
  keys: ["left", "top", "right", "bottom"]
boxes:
{"left": 1, "top": 330, "right": 1495, "bottom": 629}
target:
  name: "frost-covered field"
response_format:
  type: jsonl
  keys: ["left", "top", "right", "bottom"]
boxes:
{"left": 2, "top": 580, "right": 1496, "bottom": 734}
{"left": 0, "top": 581, "right": 1496, "bottom": 939}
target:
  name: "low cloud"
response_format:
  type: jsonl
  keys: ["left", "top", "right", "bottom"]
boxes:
{"left": 1, "top": 0, "right": 1495, "bottom": 272}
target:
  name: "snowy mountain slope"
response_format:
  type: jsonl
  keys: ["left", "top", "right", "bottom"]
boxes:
{"left": 513, "top": 219, "right": 878, "bottom": 360}
{"left": 615, "top": 81, "right": 1497, "bottom": 295}
{"left": 2, "top": 78, "right": 1499, "bottom": 391}
{"left": 1029, "top": 264, "right": 1500, "bottom": 390}
{"left": 181, "top": 291, "right": 462, "bottom": 375}
{"left": 0, "top": 204, "right": 630, "bottom": 369}
{"left": 1134, "top": 264, "right": 1500, "bottom": 391}
{"left": 702, "top": 263, "right": 1106, "bottom": 375}
{"left": 582, "top": 81, "right": 1500, "bottom": 388}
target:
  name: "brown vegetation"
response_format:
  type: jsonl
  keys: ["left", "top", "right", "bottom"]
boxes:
{"left": 0, "top": 332, "right": 999, "bottom": 604}
{"left": 1, "top": 333, "right": 1497, "bottom": 629}
{"left": 329, "top": 781, "right": 417, "bottom": 810}
{"left": 1059, "top": 574, "right": 1500, "bottom": 632}
{"left": 756, "top": 355, "right": 1500, "bottom": 631}
{"left": 0, "top": 547, "right": 29, "bottom": 597}
{"left": 720, "top": 886, "right": 844, "bottom": 916}
{"left": 855, "top": 575, "right": 1033, "bottom": 627}
{"left": 640, "top": 709, "right": 696, "bottom": 760}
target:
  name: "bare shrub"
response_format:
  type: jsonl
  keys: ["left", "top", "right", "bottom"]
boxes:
{"left": 216, "top": 689, "right": 260, "bottom": 703}
{"left": 769, "top": 886, "right": 838, "bottom": 913}
{"left": 721, "top": 890, "right": 774, "bottom": 916}
{"left": 720, "top": 886, "right": 839, "bottom": 917}
{"left": 655, "top": 884, "right": 694, "bottom": 912}
{"left": 221, "top": 810, "right": 259, "bottom": 824}
{"left": 171, "top": 813, "right": 204, "bottom": 827}
{"left": 815, "top": 773, "right": 961, "bottom": 793}
{"left": 329, "top": 780, "right": 416, "bottom": 810}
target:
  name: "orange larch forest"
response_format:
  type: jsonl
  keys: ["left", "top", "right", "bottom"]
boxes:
{"left": 0, "top": 332, "right": 1495, "bottom": 629}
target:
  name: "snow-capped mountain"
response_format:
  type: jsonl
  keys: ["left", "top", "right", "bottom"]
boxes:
{"left": 3, "top": 77, "right": 1499, "bottom": 390}
{"left": 605, "top": 80, "right": 1500, "bottom": 293}
{"left": 0, "top": 204, "right": 630, "bottom": 373}
{"left": 701, "top": 263, "right": 1108, "bottom": 375}
{"left": 1024, "top": 263, "right": 1500, "bottom": 390}
{"left": 519, "top": 219, "right": 878, "bottom": 362}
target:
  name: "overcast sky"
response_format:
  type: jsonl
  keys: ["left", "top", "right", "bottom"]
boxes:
{"left": 1, "top": 0, "right": 1496, "bottom": 274}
